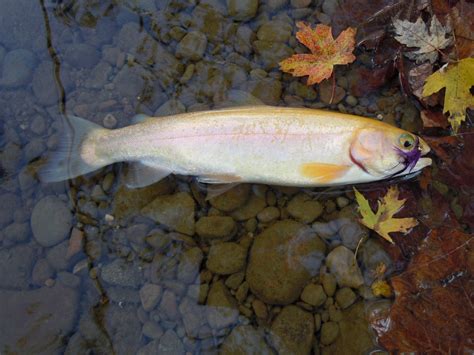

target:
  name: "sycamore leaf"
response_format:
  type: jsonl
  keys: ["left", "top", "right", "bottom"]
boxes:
{"left": 279, "top": 22, "right": 356, "bottom": 85}
{"left": 422, "top": 57, "right": 474, "bottom": 133}
{"left": 354, "top": 186, "right": 418, "bottom": 244}
{"left": 393, "top": 16, "right": 453, "bottom": 63}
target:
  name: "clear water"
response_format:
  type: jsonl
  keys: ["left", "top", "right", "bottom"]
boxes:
{"left": 0, "top": 0, "right": 471, "bottom": 354}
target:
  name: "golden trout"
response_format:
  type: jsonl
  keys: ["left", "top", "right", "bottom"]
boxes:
{"left": 40, "top": 106, "right": 431, "bottom": 187}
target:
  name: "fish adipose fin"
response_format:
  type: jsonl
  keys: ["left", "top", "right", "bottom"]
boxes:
{"left": 123, "top": 162, "right": 173, "bottom": 188}
{"left": 300, "top": 163, "right": 350, "bottom": 183}
{"left": 39, "top": 115, "right": 108, "bottom": 183}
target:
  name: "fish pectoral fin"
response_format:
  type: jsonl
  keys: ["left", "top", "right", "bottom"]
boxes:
{"left": 300, "top": 163, "right": 351, "bottom": 183}
{"left": 123, "top": 162, "right": 173, "bottom": 188}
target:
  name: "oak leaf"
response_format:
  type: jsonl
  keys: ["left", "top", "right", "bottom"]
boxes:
{"left": 422, "top": 57, "right": 474, "bottom": 133}
{"left": 354, "top": 186, "right": 418, "bottom": 244}
{"left": 393, "top": 16, "right": 452, "bottom": 63}
{"left": 279, "top": 22, "right": 356, "bottom": 85}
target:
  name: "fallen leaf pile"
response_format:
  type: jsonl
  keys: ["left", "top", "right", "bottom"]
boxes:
{"left": 393, "top": 16, "right": 453, "bottom": 63}
{"left": 369, "top": 228, "right": 474, "bottom": 352}
{"left": 354, "top": 186, "right": 418, "bottom": 244}
{"left": 279, "top": 22, "right": 356, "bottom": 85}
{"left": 422, "top": 57, "right": 474, "bottom": 133}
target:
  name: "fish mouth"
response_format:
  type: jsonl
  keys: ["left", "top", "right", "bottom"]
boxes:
{"left": 393, "top": 136, "right": 432, "bottom": 176}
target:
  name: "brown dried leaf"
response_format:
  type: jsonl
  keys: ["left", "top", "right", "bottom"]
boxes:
{"left": 370, "top": 228, "right": 474, "bottom": 353}
{"left": 450, "top": 0, "right": 474, "bottom": 59}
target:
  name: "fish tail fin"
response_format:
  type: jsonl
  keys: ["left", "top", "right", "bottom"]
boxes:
{"left": 39, "top": 115, "right": 109, "bottom": 183}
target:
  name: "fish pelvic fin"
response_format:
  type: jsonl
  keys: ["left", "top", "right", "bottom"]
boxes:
{"left": 39, "top": 115, "right": 109, "bottom": 183}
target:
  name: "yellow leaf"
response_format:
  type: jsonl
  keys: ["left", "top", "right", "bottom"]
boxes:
{"left": 354, "top": 186, "right": 418, "bottom": 244}
{"left": 422, "top": 57, "right": 474, "bottom": 133}
{"left": 371, "top": 280, "right": 393, "bottom": 298}
{"left": 279, "top": 22, "right": 356, "bottom": 85}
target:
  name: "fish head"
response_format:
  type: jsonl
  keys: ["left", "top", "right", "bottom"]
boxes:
{"left": 350, "top": 127, "right": 432, "bottom": 178}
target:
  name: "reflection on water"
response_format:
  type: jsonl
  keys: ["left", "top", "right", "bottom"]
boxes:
{"left": 0, "top": 0, "right": 471, "bottom": 354}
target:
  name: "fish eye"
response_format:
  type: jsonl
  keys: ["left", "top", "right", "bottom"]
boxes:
{"left": 398, "top": 133, "right": 415, "bottom": 149}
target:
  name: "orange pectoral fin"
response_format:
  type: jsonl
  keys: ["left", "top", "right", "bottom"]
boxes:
{"left": 300, "top": 163, "right": 351, "bottom": 183}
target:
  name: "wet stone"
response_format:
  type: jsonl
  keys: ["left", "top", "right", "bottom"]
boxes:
{"left": 247, "top": 220, "right": 326, "bottom": 305}
{"left": 0, "top": 49, "right": 36, "bottom": 88}
{"left": 31, "top": 195, "right": 72, "bottom": 247}
{"left": 300, "top": 284, "right": 327, "bottom": 307}
{"left": 227, "top": 0, "right": 259, "bottom": 21}
{"left": 158, "top": 290, "right": 179, "bottom": 321}
{"left": 140, "top": 283, "right": 163, "bottom": 311}
{"left": 0, "top": 284, "right": 78, "bottom": 353}
{"left": 321, "top": 273, "right": 337, "bottom": 297}
{"left": 3, "top": 222, "right": 30, "bottom": 243}
{"left": 287, "top": 193, "right": 324, "bottom": 223}
{"left": 206, "top": 280, "right": 239, "bottom": 330}
{"left": 155, "top": 99, "right": 186, "bottom": 116}
{"left": 209, "top": 184, "right": 251, "bottom": 211}
{"left": 206, "top": 242, "right": 247, "bottom": 275}
{"left": 271, "top": 305, "right": 315, "bottom": 355}
{"left": 31, "top": 258, "right": 54, "bottom": 286}
{"left": 142, "top": 321, "right": 164, "bottom": 340}
{"left": 339, "top": 221, "right": 368, "bottom": 251}
{"left": 257, "top": 21, "right": 293, "bottom": 42}
{"left": 195, "top": 216, "right": 236, "bottom": 241}
{"left": 320, "top": 321, "right": 340, "bottom": 345}
{"left": 141, "top": 192, "right": 195, "bottom": 235}
{"left": 253, "top": 41, "right": 293, "bottom": 70}
{"left": 220, "top": 325, "right": 273, "bottom": 354}
{"left": 176, "top": 31, "right": 208, "bottom": 61}
{"left": 64, "top": 43, "right": 100, "bottom": 69}
{"left": 0, "top": 244, "right": 36, "bottom": 289}
{"left": 158, "top": 330, "right": 184, "bottom": 354}
{"left": 257, "top": 206, "right": 280, "bottom": 223}
{"left": 101, "top": 258, "right": 144, "bottom": 288}
{"left": 0, "top": 193, "right": 20, "bottom": 227}
{"left": 177, "top": 247, "right": 203, "bottom": 283}
{"left": 326, "top": 246, "right": 364, "bottom": 288}
{"left": 178, "top": 296, "right": 207, "bottom": 338}
{"left": 114, "top": 66, "right": 147, "bottom": 99}
{"left": 104, "top": 304, "right": 143, "bottom": 354}
{"left": 335, "top": 287, "right": 357, "bottom": 309}
{"left": 225, "top": 271, "right": 245, "bottom": 290}
{"left": 32, "top": 61, "right": 60, "bottom": 106}
{"left": 234, "top": 25, "right": 255, "bottom": 55}
{"left": 230, "top": 192, "right": 266, "bottom": 221}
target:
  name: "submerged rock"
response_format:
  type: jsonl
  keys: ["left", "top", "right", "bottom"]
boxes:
{"left": 247, "top": 220, "right": 326, "bottom": 304}
{"left": 141, "top": 192, "right": 195, "bottom": 235}
{"left": 270, "top": 305, "right": 315, "bottom": 355}
{"left": 0, "top": 284, "right": 78, "bottom": 353}
{"left": 0, "top": 49, "right": 36, "bottom": 87}
{"left": 326, "top": 246, "right": 364, "bottom": 288}
{"left": 0, "top": 244, "right": 36, "bottom": 289}
{"left": 220, "top": 325, "right": 273, "bottom": 354}
{"left": 227, "top": 0, "right": 259, "bottom": 21}
{"left": 176, "top": 31, "right": 208, "bottom": 61}
{"left": 209, "top": 184, "right": 251, "bottom": 211}
{"left": 31, "top": 195, "right": 72, "bottom": 247}
{"left": 101, "top": 258, "right": 144, "bottom": 288}
{"left": 206, "top": 280, "right": 239, "bottom": 329}
{"left": 206, "top": 242, "right": 247, "bottom": 275}
{"left": 195, "top": 216, "right": 236, "bottom": 241}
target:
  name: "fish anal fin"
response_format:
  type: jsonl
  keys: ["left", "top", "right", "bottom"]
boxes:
{"left": 123, "top": 162, "right": 172, "bottom": 188}
{"left": 300, "top": 163, "right": 350, "bottom": 183}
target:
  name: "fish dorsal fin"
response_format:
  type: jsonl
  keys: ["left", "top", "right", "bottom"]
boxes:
{"left": 123, "top": 162, "right": 173, "bottom": 188}
{"left": 300, "top": 163, "right": 351, "bottom": 183}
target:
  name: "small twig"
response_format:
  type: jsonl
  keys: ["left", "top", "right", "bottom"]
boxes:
{"left": 329, "top": 71, "right": 336, "bottom": 105}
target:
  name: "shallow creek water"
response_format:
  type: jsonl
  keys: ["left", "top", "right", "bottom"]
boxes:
{"left": 0, "top": 0, "right": 472, "bottom": 354}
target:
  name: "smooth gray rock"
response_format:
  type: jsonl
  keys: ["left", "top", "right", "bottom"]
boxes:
{"left": 220, "top": 325, "right": 272, "bottom": 354}
{"left": 31, "top": 196, "right": 72, "bottom": 247}
{"left": 32, "top": 61, "right": 61, "bottom": 106}
{"left": 0, "top": 244, "right": 36, "bottom": 289}
{"left": 176, "top": 31, "right": 208, "bottom": 61}
{"left": 326, "top": 246, "right": 364, "bottom": 288}
{"left": 0, "top": 284, "right": 79, "bottom": 353}
{"left": 0, "top": 49, "right": 36, "bottom": 87}
{"left": 0, "top": 0, "right": 46, "bottom": 50}
{"left": 101, "top": 258, "right": 144, "bottom": 288}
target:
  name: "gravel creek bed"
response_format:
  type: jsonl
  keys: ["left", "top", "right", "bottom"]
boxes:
{"left": 0, "top": 0, "right": 427, "bottom": 354}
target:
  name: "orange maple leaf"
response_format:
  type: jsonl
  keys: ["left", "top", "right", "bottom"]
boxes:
{"left": 279, "top": 22, "right": 357, "bottom": 85}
